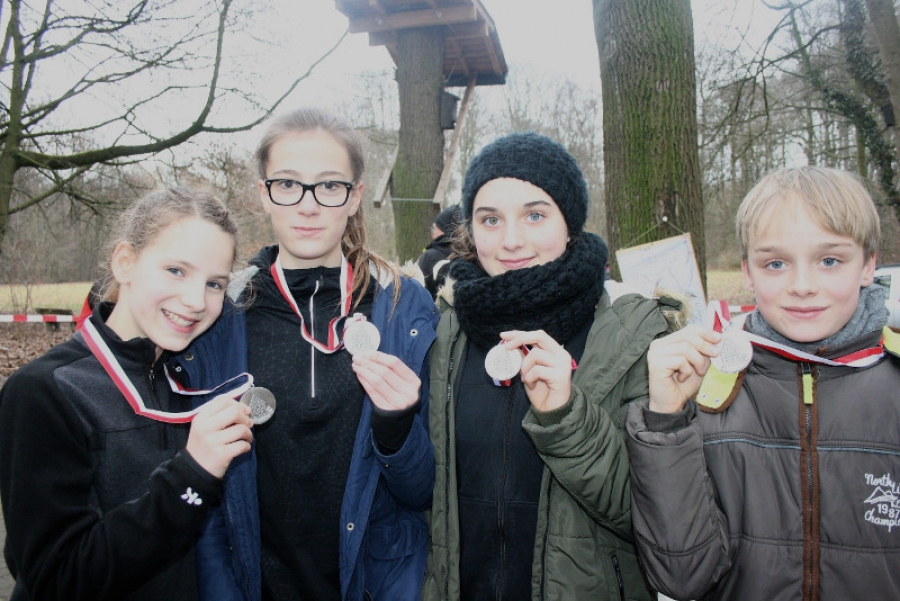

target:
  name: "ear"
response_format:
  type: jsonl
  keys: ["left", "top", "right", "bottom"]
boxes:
{"left": 110, "top": 241, "right": 137, "bottom": 286}
{"left": 258, "top": 180, "right": 272, "bottom": 215}
{"left": 347, "top": 182, "right": 363, "bottom": 216}
{"left": 741, "top": 259, "right": 755, "bottom": 293}
{"left": 861, "top": 252, "right": 877, "bottom": 287}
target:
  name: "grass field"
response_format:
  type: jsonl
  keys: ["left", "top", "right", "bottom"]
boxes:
{"left": 0, "top": 271, "right": 755, "bottom": 315}
{"left": 0, "top": 282, "right": 93, "bottom": 314}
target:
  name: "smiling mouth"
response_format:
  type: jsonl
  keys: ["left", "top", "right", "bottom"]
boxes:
{"left": 785, "top": 307, "right": 826, "bottom": 317}
{"left": 500, "top": 257, "right": 534, "bottom": 268}
{"left": 163, "top": 309, "right": 197, "bottom": 328}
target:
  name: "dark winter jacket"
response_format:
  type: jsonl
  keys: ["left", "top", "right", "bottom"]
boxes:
{"left": 175, "top": 253, "right": 440, "bottom": 601}
{"left": 423, "top": 283, "right": 672, "bottom": 600}
{"left": 417, "top": 235, "right": 453, "bottom": 299}
{"left": 627, "top": 327, "right": 900, "bottom": 600}
{"left": 0, "top": 309, "right": 221, "bottom": 601}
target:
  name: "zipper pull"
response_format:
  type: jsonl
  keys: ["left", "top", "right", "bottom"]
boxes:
{"left": 801, "top": 363, "right": 814, "bottom": 405}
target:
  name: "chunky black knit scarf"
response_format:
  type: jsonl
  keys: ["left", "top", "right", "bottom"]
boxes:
{"left": 450, "top": 233, "right": 608, "bottom": 350}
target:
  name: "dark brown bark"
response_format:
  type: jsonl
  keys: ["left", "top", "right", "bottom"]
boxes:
{"left": 593, "top": 0, "right": 705, "bottom": 284}
{"left": 392, "top": 26, "right": 445, "bottom": 262}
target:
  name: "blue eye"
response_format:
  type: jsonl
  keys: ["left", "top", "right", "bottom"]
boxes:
{"left": 482, "top": 215, "right": 500, "bottom": 226}
{"left": 167, "top": 267, "right": 184, "bottom": 277}
{"left": 765, "top": 260, "right": 785, "bottom": 270}
{"left": 526, "top": 212, "right": 544, "bottom": 223}
{"left": 822, "top": 257, "right": 839, "bottom": 267}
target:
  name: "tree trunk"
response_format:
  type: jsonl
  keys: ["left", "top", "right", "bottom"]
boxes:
{"left": 865, "top": 0, "right": 900, "bottom": 161}
{"left": 593, "top": 0, "right": 705, "bottom": 287}
{"left": 392, "top": 26, "right": 445, "bottom": 262}
{"left": 0, "top": 0, "right": 27, "bottom": 262}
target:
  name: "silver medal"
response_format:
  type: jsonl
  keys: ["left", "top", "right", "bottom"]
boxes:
{"left": 240, "top": 386, "right": 277, "bottom": 425}
{"left": 710, "top": 329, "right": 753, "bottom": 374}
{"left": 484, "top": 344, "right": 523, "bottom": 381}
{"left": 343, "top": 319, "right": 381, "bottom": 356}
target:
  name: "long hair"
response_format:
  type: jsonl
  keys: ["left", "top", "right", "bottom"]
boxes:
{"left": 255, "top": 107, "right": 400, "bottom": 307}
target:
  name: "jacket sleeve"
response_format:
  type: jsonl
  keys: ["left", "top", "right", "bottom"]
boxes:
{"left": 522, "top": 382, "right": 634, "bottom": 537}
{"left": 520, "top": 297, "right": 661, "bottom": 540}
{"left": 371, "top": 340, "right": 436, "bottom": 512}
{"left": 0, "top": 367, "right": 221, "bottom": 601}
{"left": 626, "top": 399, "right": 732, "bottom": 599}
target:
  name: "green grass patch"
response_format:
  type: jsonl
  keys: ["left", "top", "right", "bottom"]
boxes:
{"left": 0, "top": 282, "right": 93, "bottom": 314}
{"left": 0, "top": 271, "right": 754, "bottom": 316}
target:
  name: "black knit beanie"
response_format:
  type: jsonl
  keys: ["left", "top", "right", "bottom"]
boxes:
{"left": 461, "top": 132, "right": 589, "bottom": 235}
{"left": 434, "top": 204, "right": 462, "bottom": 233}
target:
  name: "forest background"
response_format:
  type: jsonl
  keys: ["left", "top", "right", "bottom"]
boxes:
{"left": 3, "top": 0, "right": 900, "bottom": 310}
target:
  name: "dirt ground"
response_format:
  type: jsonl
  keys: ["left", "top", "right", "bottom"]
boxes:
{"left": 0, "top": 323, "right": 74, "bottom": 383}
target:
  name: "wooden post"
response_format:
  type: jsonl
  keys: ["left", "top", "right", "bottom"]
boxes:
{"left": 433, "top": 74, "right": 477, "bottom": 206}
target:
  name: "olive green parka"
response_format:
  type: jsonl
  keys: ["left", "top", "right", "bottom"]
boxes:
{"left": 423, "top": 283, "right": 675, "bottom": 601}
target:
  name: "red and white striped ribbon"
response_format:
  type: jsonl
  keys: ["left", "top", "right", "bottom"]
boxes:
{"left": 270, "top": 254, "right": 355, "bottom": 354}
{"left": 81, "top": 319, "right": 252, "bottom": 423}
{"left": 708, "top": 299, "right": 884, "bottom": 368}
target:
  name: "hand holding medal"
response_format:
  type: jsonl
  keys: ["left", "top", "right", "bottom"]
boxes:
{"left": 495, "top": 330, "right": 575, "bottom": 413}
{"left": 647, "top": 323, "right": 725, "bottom": 414}
{"left": 186, "top": 394, "right": 254, "bottom": 479}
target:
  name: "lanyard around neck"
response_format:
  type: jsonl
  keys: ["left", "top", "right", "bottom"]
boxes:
{"left": 270, "top": 253, "right": 354, "bottom": 354}
{"left": 81, "top": 319, "right": 252, "bottom": 423}
{"left": 708, "top": 300, "right": 884, "bottom": 368}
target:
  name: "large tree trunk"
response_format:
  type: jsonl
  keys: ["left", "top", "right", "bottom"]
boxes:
{"left": 864, "top": 0, "right": 900, "bottom": 161}
{"left": 866, "top": 0, "right": 900, "bottom": 212}
{"left": 393, "top": 27, "right": 445, "bottom": 262}
{"left": 593, "top": 0, "right": 705, "bottom": 287}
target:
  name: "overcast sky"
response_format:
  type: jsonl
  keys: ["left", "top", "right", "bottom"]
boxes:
{"left": 263, "top": 0, "right": 784, "bottom": 104}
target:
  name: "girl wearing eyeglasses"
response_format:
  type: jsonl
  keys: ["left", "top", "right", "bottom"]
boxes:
{"left": 182, "top": 107, "right": 439, "bottom": 601}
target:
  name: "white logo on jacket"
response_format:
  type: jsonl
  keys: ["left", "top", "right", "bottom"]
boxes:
{"left": 864, "top": 473, "right": 900, "bottom": 532}
{"left": 181, "top": 487, "right": 203, "bottom": 506}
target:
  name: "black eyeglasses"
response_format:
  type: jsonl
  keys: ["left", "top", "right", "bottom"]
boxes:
{"left": 263, "top": 179, "right": 355, "bottom": 207}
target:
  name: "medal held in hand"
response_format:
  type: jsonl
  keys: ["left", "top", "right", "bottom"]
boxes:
{"left": 710, "top": 328, "right": 753, "bottom": 374}
{"left": 240, "top": 387, "right": 277, "bottom": 425}
{"left": 343, "top": 314, "right": 381, "bottom": 356}
{"left": 484, "top": 343, "right": 523, "bottom": 381}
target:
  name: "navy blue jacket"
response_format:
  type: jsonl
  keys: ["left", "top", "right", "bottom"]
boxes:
{"left": 171, "top": 272, "right": 439, "bottom": 601}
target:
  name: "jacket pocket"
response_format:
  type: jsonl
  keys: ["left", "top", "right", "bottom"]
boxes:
{"left": 367, "top": 517, "right": 427, "bottom": 560}
{"left": 364, "top": 518, "right": 428, "bottom": 601}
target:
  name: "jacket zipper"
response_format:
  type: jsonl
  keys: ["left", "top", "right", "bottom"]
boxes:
{"left": 443, "top": 327, "right": 462, "bottom": 601}
{"left": 610, "top": 553, "right": 626, "bottom": 601}
{"left": 309, "top": 277, "right": 321, "bottom": 398}
{"left": 800, "top": 362, "right": 818, "bottom": 601}
{"left": 225, "top": 497, "right": 254, "bottom": 599}
{"left": 494, "top": 384, "right": 516, "bottom": 599}
{"left": 148, "top": 367, "right": 167, "bottom": 448}
{"left": 539, "top": 476, "right": 552, "bottom": 600}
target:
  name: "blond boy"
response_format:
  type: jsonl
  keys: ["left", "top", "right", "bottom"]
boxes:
{"left": 626, "top": 166, "right": 899, "bottom": 600}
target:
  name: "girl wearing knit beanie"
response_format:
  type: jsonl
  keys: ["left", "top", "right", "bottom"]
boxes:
{"left": 423, "top": 132, "right": 670, "bottom": 600}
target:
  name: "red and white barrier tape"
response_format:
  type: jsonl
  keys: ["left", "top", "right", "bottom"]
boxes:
{"left": 728, "top": 305, "right": 756, "bottom": 314}
{"left": 1, "top": 307, "right": 759, "bottom": 324}
{"left": 0, "top": 314, "right": 77, "bottom": 323}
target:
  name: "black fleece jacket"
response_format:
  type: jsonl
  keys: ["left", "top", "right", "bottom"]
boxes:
{"left": 0, "top": 310, "right": 221, "bottom": 601}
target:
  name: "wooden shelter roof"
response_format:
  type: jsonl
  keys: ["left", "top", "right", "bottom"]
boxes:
{"left": 334, "top": 0, "right": 508, "bottom": 87}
